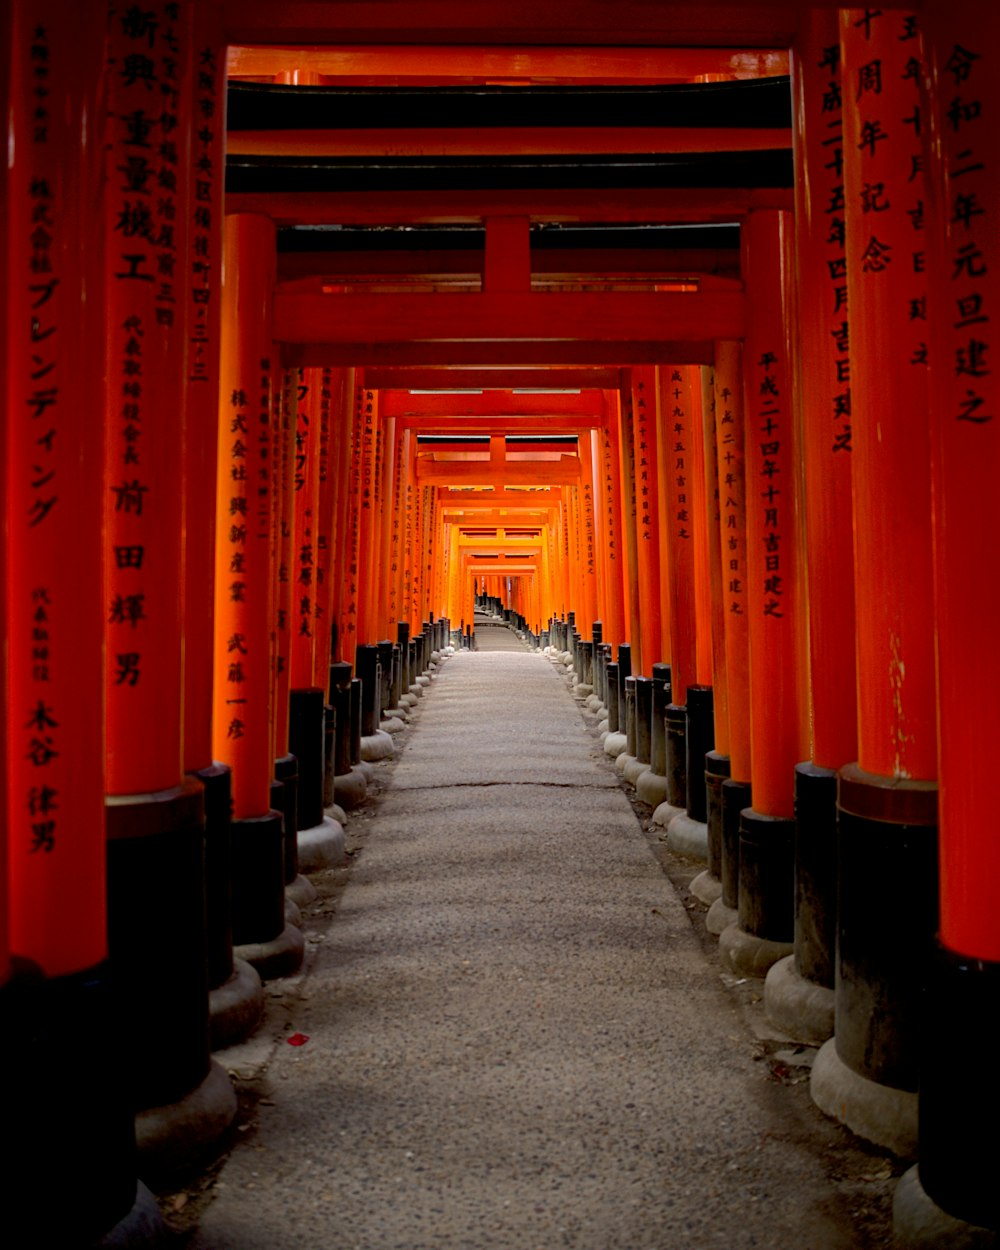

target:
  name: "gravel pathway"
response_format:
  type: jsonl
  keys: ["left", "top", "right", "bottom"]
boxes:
{"left": 188, "top": 645, "right": 884, "bottom": 1250}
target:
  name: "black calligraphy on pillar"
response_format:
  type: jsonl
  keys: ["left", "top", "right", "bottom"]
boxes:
{"left": 188, "top": 41, "right": 220, "bottom": 382}
{"left": 942, "top": 42, "right": 992, "bottom": 423}
{"left": 816, "top": 39, "right": 853, "bottom": 452}
{"left": 718, "top": 382, "right": 745, "bottom": 618}
{"left": 25, "top": 589, "right": 58, "bottom": 852}
{"left": 755, "top": 352, "right": 785, "bottom": 620}
{"left": 670, "top": 369, "right": 691, "bottom": 542}
{"left": 225, "top": 387, "right": 250, "bottom": 740}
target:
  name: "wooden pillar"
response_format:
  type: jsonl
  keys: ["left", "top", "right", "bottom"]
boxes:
{"left": 181, "top": 1, "right": 241, "bottom": 1029}
{"left": 579, "top": 432, "right": 599, "bottom": 638}
{"left": 2, "top": 4, "right": 141, "bottom": 1237}
{"left": 767, "top": 4, "right": 857, "bottom": 1043}
{"left": 618, "top": 372, "right": 642, "bottom": 672}
{"left": 718, "top": 210, "right": 808, "bottom": 976}
{"left": 811, "top": 10, "right": 938, "bottom": 1157}
{"left": 902, "top": 2, "right": 1000, "bottom": 1235}
{"left": 631, "top": 366, "right": 663, "bottom": 675}
{"left": 711, "top": 342, "right": 753, "bottom": 933}
{"left": 213, "top": 214, "right": 297, "bottom": 975}
{"left": 658, "top": 365, "right": 700, "bottom": 810}
{"left": 101, "top": 1, "right": 242, "bottom": 1168}
{"left": 287, "top": 367, "right": 327, "bottom": 833}
{"left": 355, "top": 384, "right": 379, "bottom": 644}
{"left": 598, "top": 391, "right": 627, "bottom": 650}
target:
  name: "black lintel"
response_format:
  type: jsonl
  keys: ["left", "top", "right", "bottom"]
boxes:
{"left": 227, "top": 77, "right": 792, "bottom": 132}
{"left": 227, "top": 151, "right": 793, "bottom": 195}
{"left": 276, "top": 224, "right": 741, "bottom": 253}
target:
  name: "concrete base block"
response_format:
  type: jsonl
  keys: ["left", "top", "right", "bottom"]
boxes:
{"left": 328, "top": 801, "right": 347, "bottom": 825}
{"left": 355, "top": 760, "right": 375, "bottom": 783}
{"left": 718, "top": 921, "right": 794, "bottom": 979}
{"left": 298, "top": 816, "right": 347, "bottom": 873}
{"left": 381, "top": 715, "right": 407, "bottom": 734}
{"left": 810, "top": 1036, "right": 918, "bottom": 1158}
{"left": 598, "top": 719, "right": 609, "bottom": 736}
{"left": 400, "top": 692, "right": 419, "bottom": 708}
{"left": 415, "top": 674, "right": 431, "bottom": 688}
{"left": 668, "top": 813, "right": 708, "bottom": 859}
{"left": 285, "top": 873, "right": 317, "bottom": 908}
{"left": 604, "top": 731, "right": 627, "bottom": 759}
{"left": 690, "top": 869, "right": 723, "bottom": 907}
{"left": 585, "top": 694, "right": 602, "bottom": 713}
{"left": 636, "top": 770, "right": 669, "bottom": 808}
{"left": 894, "top": 1166, "right": 999, "bottom": 1249}
{"left": 573, "top": 683, "right": 594, "bottom": 699}
{"left": 360, "top": 729, "right": 395, "bottom": 761}
{"left": 334, "top": 768, "right": 367, "bottom": 810}
{"left": 209, "top": 958, "right": 264, "bottom": 1052}
{"left": 94, "top": 1182, "right": 168, "bottom": 1249}
{"left": 706, "top": 897, "right": 738, "bottom": 936}
{"left": 764, "top": 954, "right": 835, "bottom": 1045}
{"left": 235, "top": 921, "right": 306, "bottom": 982}
{"left": 623, "top": 758, "right": 648, "bottom": 786}
{"left": 614, "top": 750, "right": 635, "bottom": 775}
{"left": 135, "top": 1060, "right": 236, "bottom": 1180}
{"left": 651, "top": 799, "right": 685, "bottom": 828}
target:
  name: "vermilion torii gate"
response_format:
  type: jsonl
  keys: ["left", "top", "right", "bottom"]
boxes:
{"left": 2, "top": 2, "right": 999, "bottom": 1245}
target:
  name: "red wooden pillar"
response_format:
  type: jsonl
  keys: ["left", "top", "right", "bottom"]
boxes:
{"left": 102, "top": 0, "right": 239, "bottom": 1166}
{"left": 180, "top": 1, "right": 244, "bottom": 1035}
{"left": 658, "top": 365, "right": 700, "bottom": 811}
{"left": 324, "top": 366, "right": 354, "bottom": 671}
{"left": 769, "top": 4, "right": 858, "bottom": 1040}
{"left": 355, "top": 383, "right": 379, "bottom": 645}
{"left": 902, "top": 3, "right": 1000, "bottom": 1234}
{"left": 719, "top": 210, "right": 808, "bottom": 975}
{"left": 811, "top": 10, "right": 938, "bottom": 1155}
{"left": 692, "top": 362, "right": 729, "bottom": 892}
{"left": 631, "top": 367, "right": 663, "bottom": 676}
{"left": 2, "top": 5, "right": 140, "bottom": 1238}
{"left": 269, "top": 367, "right": 300, "bottom": 891}
{"left": 213, "top": 214, "right": 300, "bottom": 976}
{"left": 339, "top": 377, "right": 365, "bottom": 653}
{"left": 710, "top": 342, "right": 753, "bottom": 935}
{"left": 287, "top": 367, "right": 328, "bottom": 834}
{"left": 618, "top": 372, "right": 642, "bottom": 673}
{"left": 578, "top": 435, "right": 599, "bottom": 640}
{"left": 597, "top": 393, "right": 626, "bottom": 651}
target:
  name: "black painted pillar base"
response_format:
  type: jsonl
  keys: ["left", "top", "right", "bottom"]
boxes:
{"left": 912, "top": 948, "right": 1000, "bottom": 1233}
{"left": 685, "top": 685, "right": 714, "bottom": 823}
{"left": 229, "top": 809, "right": 282, "bottom": 935}
{"left": 355, "top": 644, "right": 380, "bottom": 738}
{"left": 323, "top": 702, "right": 336, "bottom": 808}
{"left": 192, "top": 762, "right": 265, "bottom": 1052}
{"left": 763, "top": 760, "right": 839, "bottom": 1044}
{"left": 106, "top": 780, "right": 210, "bottom": 1110}
{"left": 893, "top": 1165, "right": 999, "bottom": 1250}
{"left": 1, "top": 960, "right": 137, "bottom": 1244}
{"left": 665, "top": 703, "right": 687, "bottom": 810}
{"left": 194, "top": 761, "right": 234, "bottom": 993}
{"left": 604, "top": 661, "right": 620, "bottom": 734}
{"left": 708, "top": 777, "right": 751, "bottom": 936}
{"left": 717, "top": 807, "right": 795, "bottom": 978}
{"left": 691, "top": 751, "right": 729, "bottom": 908}
{"left": 810, "top": 764, "right": 938, "bottom": 1156}
{"left": 273, "top": 753, "right": 300, "bottom": 885}
{"left": 106, "top": 780, "right": 237, "bottom": 1177}
{"left": 289, "top": 687, "right": 325, "bottom": 831}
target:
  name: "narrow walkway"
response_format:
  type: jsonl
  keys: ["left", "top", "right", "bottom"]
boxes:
{"left": 189, "top": 646, "right": 883, "bottom": 1250}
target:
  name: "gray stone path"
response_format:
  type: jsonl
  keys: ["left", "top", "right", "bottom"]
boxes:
{"left": 189, "top": 646, "right": 878, "bottom": 1250}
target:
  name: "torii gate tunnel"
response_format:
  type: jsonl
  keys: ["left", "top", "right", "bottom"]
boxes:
{"left": 2, "top": 1, "right": 999, "bottom": 1244}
